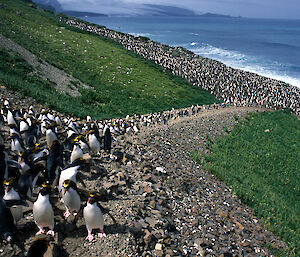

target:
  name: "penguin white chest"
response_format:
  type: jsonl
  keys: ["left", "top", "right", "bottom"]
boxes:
{"left": 33, "top": 195, "right": 54, "bottom": 228}
{"left": 70, "top": 146, "right": 83, "bottom": 163}
{"left": 88, "top": 134, "right": 100, "bottom": 153}
{"left": 59, "top": 167, "right": 78, "bottom": 193}
{"left": 84, "top": 203, "right": 104, "bottom": 230}
{"left": 63, "top": 188, "right": 81, "bottom": 212}
{"left": 4, "top": 189, "right": 22, "bottom": 223}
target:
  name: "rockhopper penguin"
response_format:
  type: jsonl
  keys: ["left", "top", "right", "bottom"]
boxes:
{"left": 33, "top": 182, "right": 55, "bottom": 236}
{"left": 83, "top": 192, "right": 106, "bottom": 242}
{"left": 62, "top": 179, "right": 81, "bottom": 218}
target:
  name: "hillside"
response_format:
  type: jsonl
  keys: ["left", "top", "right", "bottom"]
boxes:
{"left": 0, "top": 0, "right": 219, "bottom": 119}
{"left": 0, "top": 1, "right": 299, "bottom": 256}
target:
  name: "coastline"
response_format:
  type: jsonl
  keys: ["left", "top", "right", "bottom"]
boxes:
{"left": 61, "top": 17, "right": 300, "bottom": 116}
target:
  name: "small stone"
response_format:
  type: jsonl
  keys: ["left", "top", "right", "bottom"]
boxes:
{"left": 155, "top": 243, "right": 163, "bottom": 251}
{"left": 156, "top": 167, "right": 166, "bottom": 173}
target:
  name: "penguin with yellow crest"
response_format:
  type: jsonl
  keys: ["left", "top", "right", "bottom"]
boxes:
{"left": 83, "top": 192, "right": 106, "bottom": 242}
{"left": 33, "top": 182, "right": 55, "bottom": 236}
{"left": 62, "top": 179, "right": 81, "bottom": 218}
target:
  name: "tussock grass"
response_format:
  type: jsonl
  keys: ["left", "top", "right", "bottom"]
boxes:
{"left": 200, "top": 110, "right": 300, "bottom": 256}
{"left": 0, "top": 0, "right": 220, "bottom": 119}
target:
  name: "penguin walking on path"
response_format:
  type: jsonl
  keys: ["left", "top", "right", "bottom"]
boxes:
{"left": 33, "top": 183, "right": 55, "bottom": 236}
{"left": 62, "top": 179, "right": 81, "bottom": 218}
{"left": 83, "top": 193, "right": 106, "bottom": 242}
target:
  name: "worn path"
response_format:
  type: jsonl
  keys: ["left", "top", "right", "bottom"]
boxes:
{"left": 0, "top": 88, "right": 286, "bottom": 256}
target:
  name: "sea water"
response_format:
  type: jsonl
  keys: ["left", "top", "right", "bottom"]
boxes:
{"left": 79, "top": 16, "right": 300, "bottom": 88}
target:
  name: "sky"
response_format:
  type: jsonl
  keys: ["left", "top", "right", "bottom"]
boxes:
{"left": 56, "top": 0, "right": 300, "bottom": 19}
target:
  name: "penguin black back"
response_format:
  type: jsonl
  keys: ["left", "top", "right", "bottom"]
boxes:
{"left": 0, "top": 145, "right": 6, "bottom": 196}
{"left": 17, "top": 163, "right": 43, "bottom": 199}
{"left": 104, "top": 128, "right": 112, "bottom": 153}
{"left": 46, "top": 140, "right": 63, "bottom": 184}
{"left": 0, "top": 198, "right": 14, "bottom": 243}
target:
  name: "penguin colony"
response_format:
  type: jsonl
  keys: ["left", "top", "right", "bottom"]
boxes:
{"left": 0, "top": 100, "right": 119, "bottom": 255}
{"left": 64, "top": 18, "right": 300, "bottom": 116}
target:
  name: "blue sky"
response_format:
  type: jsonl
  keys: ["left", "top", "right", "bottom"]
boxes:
{"left": 56, "top": 0, "right": 300, "bottom": 19}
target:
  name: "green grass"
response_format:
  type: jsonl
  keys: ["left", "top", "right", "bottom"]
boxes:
{"left": 197, "top": 110, "right": 300, "bottom": 256}
{"left": 0, "top": 47, "right": 99, "bottom": 117}
{"left": 0, "top": 0, "right": 220, "bottom": 119}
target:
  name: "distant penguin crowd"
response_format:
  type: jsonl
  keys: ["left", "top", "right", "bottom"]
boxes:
{"left": 0, "top": 99, "right": 123, "bottom": 255}
{"left": 63, "top": 18, "right": 300, "bottom": 116}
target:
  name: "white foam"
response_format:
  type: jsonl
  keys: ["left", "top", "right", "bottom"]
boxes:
{"left": 191, "top": 42, "right": 198, "bottom": 46}
{"left": 130, "top": 32, "right": 152, "bottom": 37}
{"left": 192, "top": 43, "right": 300, "bottom": 88}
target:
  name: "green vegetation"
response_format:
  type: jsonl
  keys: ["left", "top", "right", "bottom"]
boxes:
{"left": 0, "top": 47, "right": 98, "bottom": 117}
{"left": 0, "top": 0, "right": 220, "bottom": 119}
{"left": 196, "top": 110, "right": 300, "bottom": 256}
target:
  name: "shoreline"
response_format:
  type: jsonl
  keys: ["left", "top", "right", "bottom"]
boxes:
{"left": 61, "top": 17, "right": 300, "bottom": 116}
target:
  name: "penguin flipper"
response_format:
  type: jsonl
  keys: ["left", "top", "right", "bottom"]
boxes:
{"left": 73, "top": 206, "right": 83, "bottom": 224}
{"left": 4, "top": 199, "right": 29, "bottom": 207}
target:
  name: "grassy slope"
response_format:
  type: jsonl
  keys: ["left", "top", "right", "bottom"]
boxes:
{"left": 0, "top": 0, "right": 220, "bottom": 119}
{"left": 202, "top": 110, "right": 300, "bottom": 256}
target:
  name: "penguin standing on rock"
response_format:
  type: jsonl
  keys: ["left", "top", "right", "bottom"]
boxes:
{"left": 33, "top": 183, "right": 55, "bottom": 236}
{"left": 103, "top": 126, "right": 112, "bottom": 153}
{"left": 88, "top": 130, "right": 100, "bottom": 154}
{"left": 83, "top": 193, "right": 106, "bottom": 242}
{"left": 62, "top": 179, "right": 81, "bottom": 218}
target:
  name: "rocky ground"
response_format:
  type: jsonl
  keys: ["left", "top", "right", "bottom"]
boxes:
{"left": 0, "top": 87, "right": 287, "bottom": 256}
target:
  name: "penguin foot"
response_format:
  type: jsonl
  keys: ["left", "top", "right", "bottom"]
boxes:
{"left": 64, "top": 209, "right": 71, "bottom": 218}
{"left": 36, "top": 228, "right": 45, "bottom": 235}
{"left": 86, "top": 233, "right": 94, "bottom": 242}
{"left": 47, "top": 230, "right": 55, "bottom": 236}
{"left": 97, "top": 232, "right": 106, "bottom": 238}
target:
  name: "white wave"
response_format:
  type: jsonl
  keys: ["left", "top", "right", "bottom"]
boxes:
{"left": 191, "top": 43, "right": 300, "bottom": 88}
{"left": 191, "top": 42, "right": 198, "bottom": 46}
{"left": 130, "top": 32, "right": 152, "bottom": 37}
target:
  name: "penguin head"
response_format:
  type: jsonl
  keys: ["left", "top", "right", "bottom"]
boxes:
{"left": 62, "top": 179, "right": 77, "bottom": 192}
{"left": 40, "top": 182, "right": 51, "bottom": 196}
{"left": 87, "top": 192, "right": 99, "bottom": 205}
{"left": 2, "top": 232, "right": 13, "bottom": 243}
{"left": 27, "top": 236, "right": 51, "bottom": 257}
{"left": 3, "top": 178, "right": 15, "bottom": 193}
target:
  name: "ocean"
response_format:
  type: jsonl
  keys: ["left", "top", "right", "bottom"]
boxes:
{"left": 78, "top": 16, "right": 300, "bottom": 88}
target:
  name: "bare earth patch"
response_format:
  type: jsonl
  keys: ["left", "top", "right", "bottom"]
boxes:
{"left": 0, "top": 33, "right": 93, "bottom": 97}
